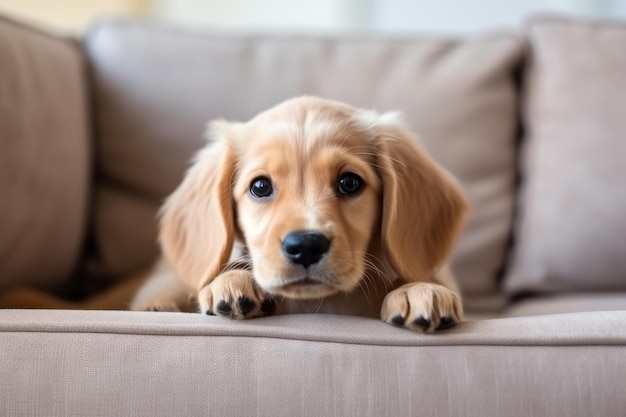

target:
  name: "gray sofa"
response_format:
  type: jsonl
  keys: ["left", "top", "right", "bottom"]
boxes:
{"left": 1, "top": 14, "right": 626, "bottom": 417}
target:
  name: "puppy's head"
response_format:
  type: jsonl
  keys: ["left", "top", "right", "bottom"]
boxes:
{"left": 160, "top": 97, "right": 467, "bottom": 300}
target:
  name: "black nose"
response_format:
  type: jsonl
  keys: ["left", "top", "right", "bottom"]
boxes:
{"left": 282, "top": 231, "right": 330, "bottom": 268}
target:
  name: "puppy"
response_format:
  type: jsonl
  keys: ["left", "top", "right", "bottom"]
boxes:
{"left": 131, "top": 96, "right": 468, "bottom": 333}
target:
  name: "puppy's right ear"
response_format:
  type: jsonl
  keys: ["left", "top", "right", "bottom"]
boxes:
{"left": 159, "top": 121, "right": 237, "bottom": 292}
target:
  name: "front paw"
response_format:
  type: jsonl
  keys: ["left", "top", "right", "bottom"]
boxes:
{"left": 381, "top": 283, "right": 463, "bottom": 332}
{"left": 198, "top": 270, "right": 275, "bottom": 319}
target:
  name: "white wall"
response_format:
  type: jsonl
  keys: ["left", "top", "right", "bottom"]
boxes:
{"left": 2, "top": 0, "right": 625, "bottom": 35}
{"left": 150, "top": 0, "right": 626, "bottom": 33}
{"left": 370, "top": 0, "right": 626, "bottom": 33}
{"left": 0, "top": 0, "right": 149, "bottom": 33}
{"left": 150, "top": 0, "right": 372, "bottom": 31}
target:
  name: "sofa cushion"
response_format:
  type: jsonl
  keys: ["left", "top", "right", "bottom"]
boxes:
{"left": 504, "top": 17, "right": 626, "bottom": 295}
{"left": 504, "top": 293, "right": 626, "bottom": 318}
{"left": 0, "top": 17, "right": 89, "bottom": 291}
{"left": 84, "top": 19, "right": 524, "bottom": 309}
{"left": 1, "top": 310, "right": 626, "bottom": 416}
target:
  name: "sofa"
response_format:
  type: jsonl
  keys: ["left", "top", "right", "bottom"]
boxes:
{"left": 1, "top": 13, "right": 626, "bottom": 416}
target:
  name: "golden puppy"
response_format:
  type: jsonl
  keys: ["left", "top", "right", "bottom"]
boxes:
{"left": 131, "top": 96, "right": 468, "bottom": 332}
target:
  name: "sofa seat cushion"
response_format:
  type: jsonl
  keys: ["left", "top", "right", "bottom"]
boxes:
{"left": 84, "top": 19, "right": 524, "bottom": 310}
{"left": 504, "top": 293, "right": 626, "bottom": 317}
{"left": 0, "top": 17, "right": 89, "bottom": 291}
{"left": 504, "top": 16, "right": 626, "bottom": 295}
{"left": 1, "top": 310, "right": 625, "bottom": 417}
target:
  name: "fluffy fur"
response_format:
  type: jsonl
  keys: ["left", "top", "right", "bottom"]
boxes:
{"left": 131, "top": 96, "right": 468, "bottom": 332}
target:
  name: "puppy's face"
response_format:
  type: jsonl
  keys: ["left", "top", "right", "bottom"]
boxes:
{"left": 232, "top": 105, "right": 381, "bottom": 299}
{"left": 160, "top": 96, "right": 467, "bottom": 304}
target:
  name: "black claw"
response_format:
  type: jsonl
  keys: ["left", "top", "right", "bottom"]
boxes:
{"left": 390, "top": 315, "right": 406, "bottom": 326}
{"left": 437, "top": 317, "right": 455, "bottom": 330}
{"left": 205, "top": 309, "right": 215, "bottom": 316}
{"left": 260, "top": 298, "right": 276, "bottom": 314}
{"left": 216, "top": 300, "right": 232, "bottom": 315}
{"left": 413, "top": 316, "right": 431, "bottom": 330}
{"left": 238, "top": 296, "right": 255, "bottom": 315}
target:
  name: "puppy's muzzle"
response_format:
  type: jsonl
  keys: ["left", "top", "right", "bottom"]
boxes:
{"left": 282, "top": 231, "right": 330, "bottom": 268}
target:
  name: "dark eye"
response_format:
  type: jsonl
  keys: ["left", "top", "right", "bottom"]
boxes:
{"left": 250, "top": 176, "right": 274, "bottom": 198}
{"left": 336, "top": 172, "right": 364, "bottom": 196}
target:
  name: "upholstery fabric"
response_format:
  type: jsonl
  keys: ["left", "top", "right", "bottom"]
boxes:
{"left": 504, "top": 292, "right": 626, "bottom": 317}
{"left": 0, "top": 17, "right": 89, "bottom": 290}
{"left": 1, "top": 310, "right": 626, "bottom": 417}
{"left": 504, "top": 17, "right": 626, "bottom": 295}
{"left": 84, "top": 19, "right": 524, "bottom": 309}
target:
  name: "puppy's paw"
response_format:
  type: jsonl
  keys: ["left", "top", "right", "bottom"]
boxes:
{"left": 381, "top": 283, "right": 463, "bottom": 332}
{"left": 198, "top": 270, "right": 275, "bottom": 319}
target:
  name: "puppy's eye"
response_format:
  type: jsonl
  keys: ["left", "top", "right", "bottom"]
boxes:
{"left": 250, "top": 176, "right": 274, "bottom": 198}
{"left": 336, "top": 172, "right": 364, "bottom": 196}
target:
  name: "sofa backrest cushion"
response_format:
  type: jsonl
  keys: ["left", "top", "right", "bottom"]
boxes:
{"left": 84, "top": 19, "right": 524, "bottom": 310}
{"left": 504, "top": 17, "right": 626, "bottom": 295}
{"left": 0, "top": 17, "right": 90, "bottom": 291}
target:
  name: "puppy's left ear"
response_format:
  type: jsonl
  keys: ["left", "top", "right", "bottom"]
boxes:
{"left": 158, "top": 121, "right": 239, "bottom": 293}
{"left": 373, "top": 117, "right": 469, "bottom": 283}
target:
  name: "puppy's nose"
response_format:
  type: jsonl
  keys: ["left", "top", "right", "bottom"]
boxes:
{"left": 282, "top": 231, "right": 330, "bottom": 268}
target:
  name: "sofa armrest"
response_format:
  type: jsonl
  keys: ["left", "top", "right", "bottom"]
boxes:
{"left": 1, "top": 310, "right": 625, "bottom": 416}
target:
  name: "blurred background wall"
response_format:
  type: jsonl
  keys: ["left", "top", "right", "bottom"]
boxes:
{"left": 0, "top": 0, "right": 625, "bottom": 35}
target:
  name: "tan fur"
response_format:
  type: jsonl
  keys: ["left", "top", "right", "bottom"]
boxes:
{"left": 158, "top": 121, "right": 238, "bottom": 293}
{"left": 197, "top": 270, "right": 269, "bottom": 319}
{"left": 134, "top": 96, "right": 469, "bottom": 333}
{"left": 381, "top": 282, "right": 463, "bottom": 332}
{"left": 129, "top": 259, "right": 194, "bottom": 312}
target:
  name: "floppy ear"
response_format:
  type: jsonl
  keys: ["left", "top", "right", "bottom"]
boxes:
{"left": 374, "top": 119, "right": 468, "bottom": 283}
{"left": 159, "top": 121, "right": 237, "bottom": 293}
